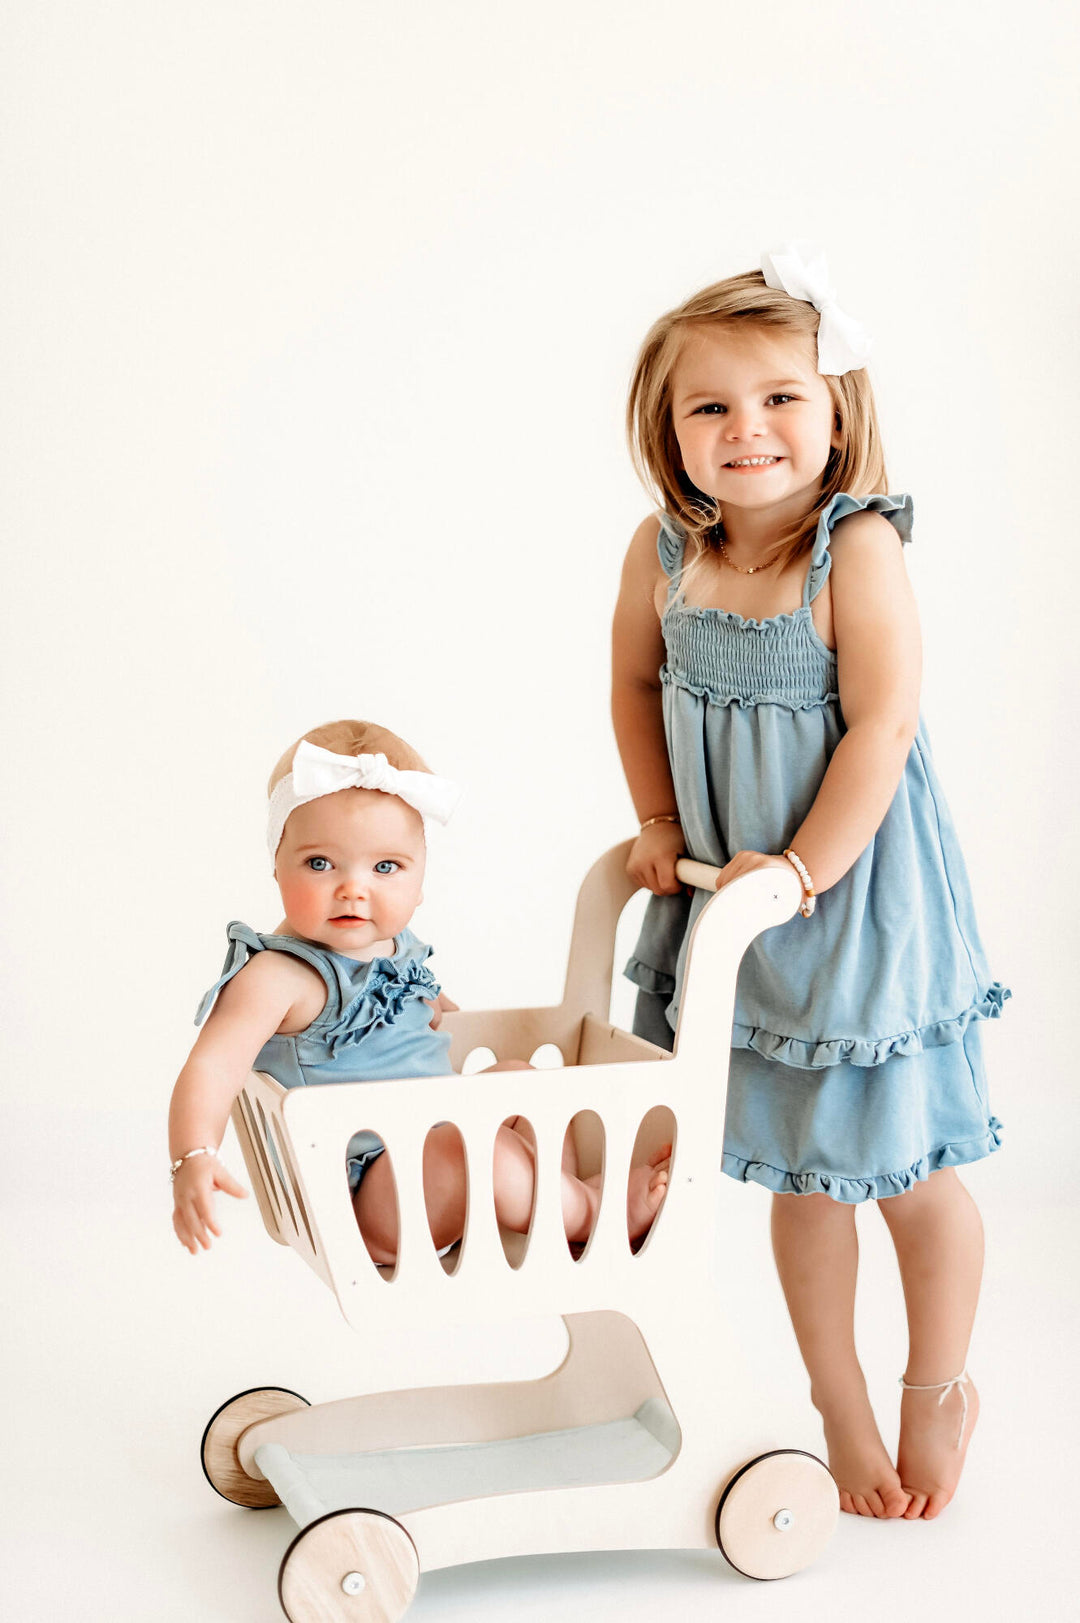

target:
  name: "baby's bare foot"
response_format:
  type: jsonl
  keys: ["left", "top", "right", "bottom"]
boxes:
{"left": 897, "top": 1375, "right": 978, "bottom": 1520}
{"left": 626, "top": 1157, "right": 669, "bottom": 1240}
{"left": 817, "top": 1392, "right": 911, "bottom": 1518}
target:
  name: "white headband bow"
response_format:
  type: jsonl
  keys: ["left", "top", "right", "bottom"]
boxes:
{"left": 267, "top": 740, "right": 462, "bottom": 859}
{"left": 760, "top": 242, "right": 872, "bottom": 376}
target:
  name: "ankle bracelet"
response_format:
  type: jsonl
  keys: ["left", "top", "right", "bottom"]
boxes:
{"left": 899, "top": 1369, "right": 970, "bottom": 1449}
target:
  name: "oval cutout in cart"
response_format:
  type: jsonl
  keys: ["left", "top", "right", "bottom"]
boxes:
{"left": 422, "top": 1121, "right": 468, "bottom": 1274}
{"left": 564, "top": 1109, "right": 605, "bottom": 1260}
{"left": 347, "top": 1133, "right": 400, "bottom": 1280}
{"left": 528, "top": 1042, "right": 565, "bottom": 1069}
{"left": 461, "top": 1045, "right": 498, "bottom": 1074}
{"left": 628, "top": 1105, "right": 677, "bottom": 1255}
{"left": 494, "top": 1114, "right": 537, "bottom": 1268}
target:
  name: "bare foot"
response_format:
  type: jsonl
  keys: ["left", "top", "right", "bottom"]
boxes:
{"left": 816, "top": 1389, "right": 912, "bottom": 1518}
{"left": 897, "top": 1375, "right": 978, "bottom": 1520}
{"left": 625, "top": 1150, "right": 670, "bottom": 1241}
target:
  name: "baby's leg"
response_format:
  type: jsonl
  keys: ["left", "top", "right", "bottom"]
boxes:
{"left": 771, "top": 1192, "right": 911, "bottom": 1518}
{"left": 490, "top": 1122, "right": 604, "bottom": 1242}
{"left": 353, "top": 1125, "right": 470, "bottom": 1262}
{"left": 493, "top": 1072, "right": 670, "bottom": 1244}
{"left": 877, "top": 1169, "right": 984, "bottom": 1520}
{"left": 353, "top": 1153, "right": 402, "bottom": 1265}
{"left": 491, "top": 1127, "right": 666, "bottom": 1244}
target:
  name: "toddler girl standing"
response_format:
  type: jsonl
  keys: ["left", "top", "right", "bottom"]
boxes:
{"left": 612, "top": 246, "right": 1006, "bottom": 1522}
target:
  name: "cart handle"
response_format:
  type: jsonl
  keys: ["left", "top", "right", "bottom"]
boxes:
{"left": 674, "top": 857, "right": 723, "bottom": 892}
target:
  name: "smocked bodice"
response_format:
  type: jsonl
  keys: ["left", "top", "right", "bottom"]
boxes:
{"left": 661, "top": 603, "right": 837, "bottom": 710}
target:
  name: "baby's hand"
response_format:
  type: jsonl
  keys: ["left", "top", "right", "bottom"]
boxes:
{"left": 426, "top": 991, "right": 460, "bottom": 1030}
{"left": 172, "top": 1154, "right": 248, "bottom": 1254}
{"left": 627, "top": 821, "right": 685, "bottom": 896}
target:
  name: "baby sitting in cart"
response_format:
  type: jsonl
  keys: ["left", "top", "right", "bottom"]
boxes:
{"left": 169, "top": 719, "right": 671, "bottom": 1263}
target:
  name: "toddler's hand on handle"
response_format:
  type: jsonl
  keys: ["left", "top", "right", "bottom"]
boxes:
{"left": 627, "top": 820, "right": 685, "bottom": 896}
{"left": 715, "top": 850, "right": 792, "bottom": 889}
{"left": 172, "top": 1154, "right": 248, "bottom": 1254}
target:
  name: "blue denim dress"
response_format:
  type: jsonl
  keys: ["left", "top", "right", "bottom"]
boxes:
{"left": 626, "top": 492, "right": 1006, "bottom": 1202}
{"left": 196, "top": 924, "right": 452, "bottom": 1191}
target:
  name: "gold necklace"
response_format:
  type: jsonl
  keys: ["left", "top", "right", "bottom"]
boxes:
{"left": 714, "top": 531, "right": 783, "bottom": 576}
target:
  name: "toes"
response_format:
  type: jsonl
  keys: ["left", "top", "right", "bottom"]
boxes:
{"left": 852, "top": 1495, "right": 874, "bottom": 1517}
{"left": 923, "top": 1490, "right": 952, "bottom": 1521}
{"left": 864, "top": 1490, "right": 887, "bottom": 1518}
{"left": 882, "top": 1486, "right": 912, "bottom": 1519}
{"left": 839, "top": 1491, "right": 856, "bottom": 1515}
{"left": 903, "top": 1490, "right": 928, "bottom": 1520}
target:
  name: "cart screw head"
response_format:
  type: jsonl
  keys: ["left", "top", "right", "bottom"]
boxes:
{"left": 773, "top": 1509, "right": 794, "bottom": 1531}
{"left": 341, "top": 1571, "right": 367, "bottom": 1595}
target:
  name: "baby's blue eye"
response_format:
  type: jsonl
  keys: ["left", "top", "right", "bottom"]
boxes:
{"left": 374, "top": 860, "right": 400, "bottom": 875}
{"left": 306, "top": 856, "right": 332, "bottom": 872}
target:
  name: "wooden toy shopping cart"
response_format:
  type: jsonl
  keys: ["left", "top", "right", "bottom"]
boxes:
{"left": 200, "top": 844, "right": 839, "bottom": 1620}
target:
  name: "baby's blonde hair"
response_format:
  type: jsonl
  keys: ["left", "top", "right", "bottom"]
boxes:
{"left": 627, "top": 269, "right": 888, "bottom": 571}
{"left": 268, "top": 719, "right": 430, "bottom": 798}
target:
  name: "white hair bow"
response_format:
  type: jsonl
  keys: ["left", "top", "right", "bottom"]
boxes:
{"left": 760, "top": 242, "right": 872, "bottom": 376}
{"left": 267, "top": 740, "right": 461, "bottom": 858}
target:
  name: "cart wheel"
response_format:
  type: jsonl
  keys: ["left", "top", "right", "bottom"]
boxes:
{"left": 201, "top": 1386, "right": 310, "bottom": 1507}
{"left": 279, "top": 1509, "right": 419, "bottom": 1623}
{"left": 715, "top": 1449, "right": 838, "bottom": 1580}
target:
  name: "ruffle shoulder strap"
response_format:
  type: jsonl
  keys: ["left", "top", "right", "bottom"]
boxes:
{"left": 655, "top": 513, "right": 687, "bottom": 579}
{"left": 193, "top": 922, "right": 338, "bottom": 1026}
{"left": 804, "top": 491, "right": 914, "bottom": 605}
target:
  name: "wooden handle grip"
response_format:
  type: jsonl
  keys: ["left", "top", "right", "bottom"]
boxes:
{"left": 674, "top": 857, "right": 723, "bottom": 892}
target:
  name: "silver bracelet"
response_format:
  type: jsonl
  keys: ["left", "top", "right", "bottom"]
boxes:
{"left": 170, "top": 1145, "right": 219, "bottom": 1182}
{"left": 782, "top": 847, "right": 817, "bottom": 918}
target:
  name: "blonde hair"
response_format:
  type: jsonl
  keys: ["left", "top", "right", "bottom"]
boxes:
{"left": 268, "top": 718, "right": 430, "bottom": 798}
{"left": 627, "top": 269, "right": 888, "bottom": 572}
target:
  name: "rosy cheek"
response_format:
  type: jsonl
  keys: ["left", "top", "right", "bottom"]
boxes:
{"left": 278, "top": 875, "right": 317, "bottom": 918}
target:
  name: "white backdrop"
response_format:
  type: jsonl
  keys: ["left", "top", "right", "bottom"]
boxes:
{"left": 2, "top": 4, "right": 1078, "bottom": 1618}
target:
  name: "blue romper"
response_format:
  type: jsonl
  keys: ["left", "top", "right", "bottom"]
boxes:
{"left": 626, "top": 492, "right": 1007, "bottom": 1202}
{"left": 196, "top": 923, "right": 453, "bottom": 1192}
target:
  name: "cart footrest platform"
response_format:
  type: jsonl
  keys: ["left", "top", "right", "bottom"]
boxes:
{"left": 256, "top": 1397, "right": 679, "bottom": 1528}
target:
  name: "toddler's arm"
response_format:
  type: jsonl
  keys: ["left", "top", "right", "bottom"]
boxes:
{"left": 169, "top": 953, "right": 314, "bottom": 1253}
{"left": 786, "top": 510, "right": 921, "bottom": 891}
{"left": 612, "top": 517, "right": 685, "bottom": 894}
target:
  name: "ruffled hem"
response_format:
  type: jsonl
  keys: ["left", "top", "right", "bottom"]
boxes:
{"left": 732, "top": 982, "right": 1011, "bottom": 1069}
{"left": 722, "top": 1117, "right": 1003, "bottom": 1203}
{"left": 624, "top": 955, "right": 675, "bottom": 996}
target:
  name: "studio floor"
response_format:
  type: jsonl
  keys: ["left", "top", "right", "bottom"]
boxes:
{"left": 4, "top": 1105, "right": 1074, "bottom": 1623}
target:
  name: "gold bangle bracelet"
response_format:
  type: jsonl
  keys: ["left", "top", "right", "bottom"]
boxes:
{"left": 640, "top": 814, "right": 681, "bottom": 830}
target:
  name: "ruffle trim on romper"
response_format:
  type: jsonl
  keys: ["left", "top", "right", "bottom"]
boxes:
{"left": 732, "top": 982, "right": 1011, "bottom": 1070}
{"left": 723, "top": 1117, "right": 1004, "bottom": 1204}
{"left": 325, "top": 958, "right": 441, "bottom": 1057}
{"left": 624, "top": 957, "right": 677, "bottom": 997}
